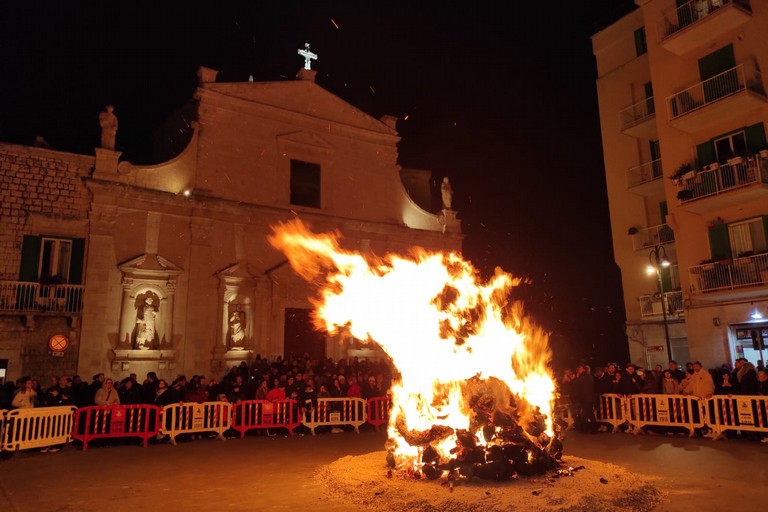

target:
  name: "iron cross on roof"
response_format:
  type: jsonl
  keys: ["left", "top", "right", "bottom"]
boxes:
{"left": 298, "top": 43, "right": 318, "bottom": 70}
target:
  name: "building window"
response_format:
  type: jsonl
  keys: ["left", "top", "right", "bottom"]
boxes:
{"left": 714, "top": 131, "right": 747, "bottom": 162}
{"left": 40, "top": 238, "right": 72, "bottom": 283}
{"left": 729, "top": 218, "right": 767, "bottom": 258}
{"left": 290, "top": 159, "right": 321, "bottom": 208}
{"left": 634, "top": 27, "right": 647, "bottom": 57}
{"left": 19, "top": 235, "right": 85, "bottom": 284}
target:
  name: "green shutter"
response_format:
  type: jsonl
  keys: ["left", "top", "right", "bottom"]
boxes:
{"left": 698, "top": 44, "right": 735, "bottom": 81}
{"left": 19, "top": 235, "right": 42, "bottom": 282}
{"left": 659, "top": 201, "right": 668, "bottom": 224}
{"left": 708, "top": 224, "right": 732, "bottom": 261}
{"left": 69, "top": 238, "right": 85, "bottom": 284}
{"left": 660, "top": 267, "right": 673, "bottom": 293}
{"left": 745, "top": 123, "right": 767, "bottom": 151}
{"left": 697, "top": 140, "right": 717, "bottom": 167}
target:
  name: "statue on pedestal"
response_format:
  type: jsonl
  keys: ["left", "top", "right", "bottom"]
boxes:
{"left": 98, "top": 105, "right": 118, "bottom": 150}
{"left": 441, "top": 177, "right": 454, "bottom": 210}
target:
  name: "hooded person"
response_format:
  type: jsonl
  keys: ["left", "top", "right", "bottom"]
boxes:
{"left": 735, "top": 358, "right": 759, "bottom": 395}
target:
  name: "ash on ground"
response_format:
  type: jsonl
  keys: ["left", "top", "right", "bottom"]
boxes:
{"left": 317, "top": 452, "right": 663, "bottom": 512}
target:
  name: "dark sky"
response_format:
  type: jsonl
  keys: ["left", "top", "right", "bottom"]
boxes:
{"left": 0, "top": 0, "right": 637, "bottom": 368}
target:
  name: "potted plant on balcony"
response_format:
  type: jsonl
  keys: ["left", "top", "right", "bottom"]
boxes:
{"left": 627, "top": 226, "right": 640, "bottom": 235}
{"left": 670, "top": 162, "right": 693, "bottom": 181}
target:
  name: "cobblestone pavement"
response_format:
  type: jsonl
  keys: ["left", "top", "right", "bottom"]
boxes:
{"left": 0, "top": 429, "right": 765, "bottom": 511}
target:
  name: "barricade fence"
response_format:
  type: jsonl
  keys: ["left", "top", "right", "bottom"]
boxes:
{"left": 1, "top": 406, "right": 76, "bottom": 452}
{"left": 706, "top": 395, "right": 768, "bottom": 440}
{"left": 73, "top": 404, "right": 161, "bottom": 450}
{"left": 160, "top": 401, "right": 233, "bottom": 445}
{"left": 4, "top": 394, "right": 766, "bottom": 452}
{"left": 366, "top": 396, "right": 391, "bottom": 432}
{"left": 232, "top": 399, "right": 301, "bottom": 438}
{"left": 303, "top": 397, "right": 367, "bottom": 435}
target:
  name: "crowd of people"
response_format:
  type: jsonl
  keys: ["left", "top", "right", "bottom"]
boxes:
{"left": 560, "top": 359, "right": 768, "bottom": 438}
{"left": 0, "top": 354, "right": 393, "bottom": 415}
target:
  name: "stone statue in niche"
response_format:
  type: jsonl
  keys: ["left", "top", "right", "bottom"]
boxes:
{"left": 132, "top": 293, "right": 160, "bottom": 350}
{"left": 227, "top": 310, "right": 246, "bottom": 350}
{"left": 441, "top": 177, "right": 453, "bottom": 210}
{"left": 98, "top": 105, "right": 118, "bottom": 150}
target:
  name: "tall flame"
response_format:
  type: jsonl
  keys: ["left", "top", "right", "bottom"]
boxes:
{"left": 269, "top": 219, "right": 556, "bottom": 467}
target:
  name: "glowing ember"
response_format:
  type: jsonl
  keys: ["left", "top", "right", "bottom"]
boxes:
{"left": 269, "top": 219, "right": 561, "bottom": 479}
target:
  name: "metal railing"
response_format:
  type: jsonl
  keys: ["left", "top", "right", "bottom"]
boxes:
{"left": 0, "top": 281, "right": 84, "bottom": 314}
{"left": 667, "top": 63, "right": 764, "bottom": 121}
{"left": 639, "top": 290, "right": 684, "bottom": 318}
{"left": 619, "top": 96, "right": 655, "bottom": 131}
{"left": 689, "top": 251, "right": 768, "bottom": 293}
{"left": 659, "top": 0, "right": 751, "bottom": 40}
{"left": 677, "top": 155, "right": 768, "bottom": 203}
{"left": 626, "top": 159, "right": 663, "bottom": 189}
{"left": 632, "top": 223, "right": 674, "bottom": 251}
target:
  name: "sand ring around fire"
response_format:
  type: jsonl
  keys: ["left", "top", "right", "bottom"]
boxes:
{"left": 317, "top": 452, "right": 664, "bottom": 512}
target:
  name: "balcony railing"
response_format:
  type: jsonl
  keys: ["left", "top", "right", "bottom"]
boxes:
{"left": 619, "top": 96, "right": 655, "bottom": 132}
{"left": 632, "top": 224, "right": 675, "bottom": 251}
{"left": 667, "top": 63, "right": 764, "bottom": 121}
{"left": 639, "top": 291, "right": 684, "bottom": 319}
{"left": 689, "top": 252, "right": 768, "bottom": 294}
{"left": 0, "top": 281, "right": 84, "bottom": 314}
{"left": 659, "top": 0, "right": 751, "bottom": 40}
{"left": 626, "top": 159, "right": 663, "bottom": 189}
{"left": 676, "top": 154, "right": 768, "bottom": 203}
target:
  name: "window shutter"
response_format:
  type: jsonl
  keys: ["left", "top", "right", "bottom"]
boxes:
{"left": 19, "top": 235, "right": 42, "bottom": 282}
{"left": 745, "top": 123, "right": 767, "bottom": 151}
{"left": 708, "top": 224, "right": 732, "bottom": 261}
{"left": 696, "top": 140, "right": 716, "bottom": 167}
{"left": 69, "top": 238, "right": 86, "bottom": 284}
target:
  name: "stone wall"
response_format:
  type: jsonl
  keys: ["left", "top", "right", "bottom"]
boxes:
{"left": 0, "top": 144, "right": 93, "bottom": 279}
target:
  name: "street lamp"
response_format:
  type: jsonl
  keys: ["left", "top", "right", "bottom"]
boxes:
{"left": 646, "top": 245, "right": 672, "bottom": 358}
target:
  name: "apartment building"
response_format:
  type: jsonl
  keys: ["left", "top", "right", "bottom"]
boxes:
{"left": 593, "top": 0, "right": 768, "bottom": 369}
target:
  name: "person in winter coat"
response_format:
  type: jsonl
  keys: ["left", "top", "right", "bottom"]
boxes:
{"left": 94, "top": 379, "right": 121, "bottom": 406}
{"left": 661, "top": 370, "right": 682, "bottom": 394}
{"left": 734, "top": 358, "right": 759, "bottom": 395}
{"left": 684, "top": 362, "right": 714, "bottom": 399}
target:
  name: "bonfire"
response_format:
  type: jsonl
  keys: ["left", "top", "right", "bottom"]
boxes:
{"left": 269, "top": 219, "right": 563, "bottom": 481}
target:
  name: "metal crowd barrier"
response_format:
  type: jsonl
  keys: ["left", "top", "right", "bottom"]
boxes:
{"left": 366, "top": 396, "right": 391, "bottom": 432}
{"left": 596, "top": 394, "right": 629, "bottom": 432}
{"left": 232, "top": 399, "right": 300, "bottom": 438}
{"left": 303, "top": 397, "right": 367, "bottom": 435}
{"left": 706, "top": 395, "right": 768, "bottom": 440}
{"left": 628, "top": 394, "right": 704, "bottom": 436}
{"left": 160, "top": 401, "right": 233, "bottom": 445}
{"left": 73, "top": 404, "right": 161, "bottom": 450}
{"left": 1, "top": 406, "right": 76, "bottom": 452}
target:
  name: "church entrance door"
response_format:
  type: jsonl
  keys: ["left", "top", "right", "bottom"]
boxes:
{"left": 283, "top": 308, "right": 326, "bottom": 360}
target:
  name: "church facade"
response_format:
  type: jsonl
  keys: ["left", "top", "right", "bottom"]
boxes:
{"left": 0, "top": 67, "right": 462, "bottom": 384}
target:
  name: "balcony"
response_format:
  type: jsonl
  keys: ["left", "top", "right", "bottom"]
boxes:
{"left": 676, "top": 154, "right": 768, "bottom": 213}
{"left": 632, "top": 224, "right": 675, "bottom": 251}
{"left": 639, "top": 290, "right": 684, "bottom": 319}
{"left": 0, "top": 281, "right": 84, "bottom": 315}
{"left": 626, "top": 159, "right": 664, "bottom": 195}
{"left": 659, "top": 0, "right": 752, "bottom": 56}
{"left": 666, "top": 63, "right": 766, "bottom": 133}
{"left": 689, "top": 252, "right": 768, "bottom": 295}
{"left": 619, "top": 97, "right": 656, "bottom": 139}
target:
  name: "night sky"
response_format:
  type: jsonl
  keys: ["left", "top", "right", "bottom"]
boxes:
{"left": 0, "top": 1, "right": 638, "bottom": 369}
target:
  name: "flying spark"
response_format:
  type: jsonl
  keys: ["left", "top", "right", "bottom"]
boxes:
{"left": 331, "top": 18, "right": 339, "bottom": 29}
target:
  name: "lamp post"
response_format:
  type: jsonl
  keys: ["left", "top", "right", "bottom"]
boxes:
{"left": 647, "top": 245, "right": 672, "bottom": 358}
